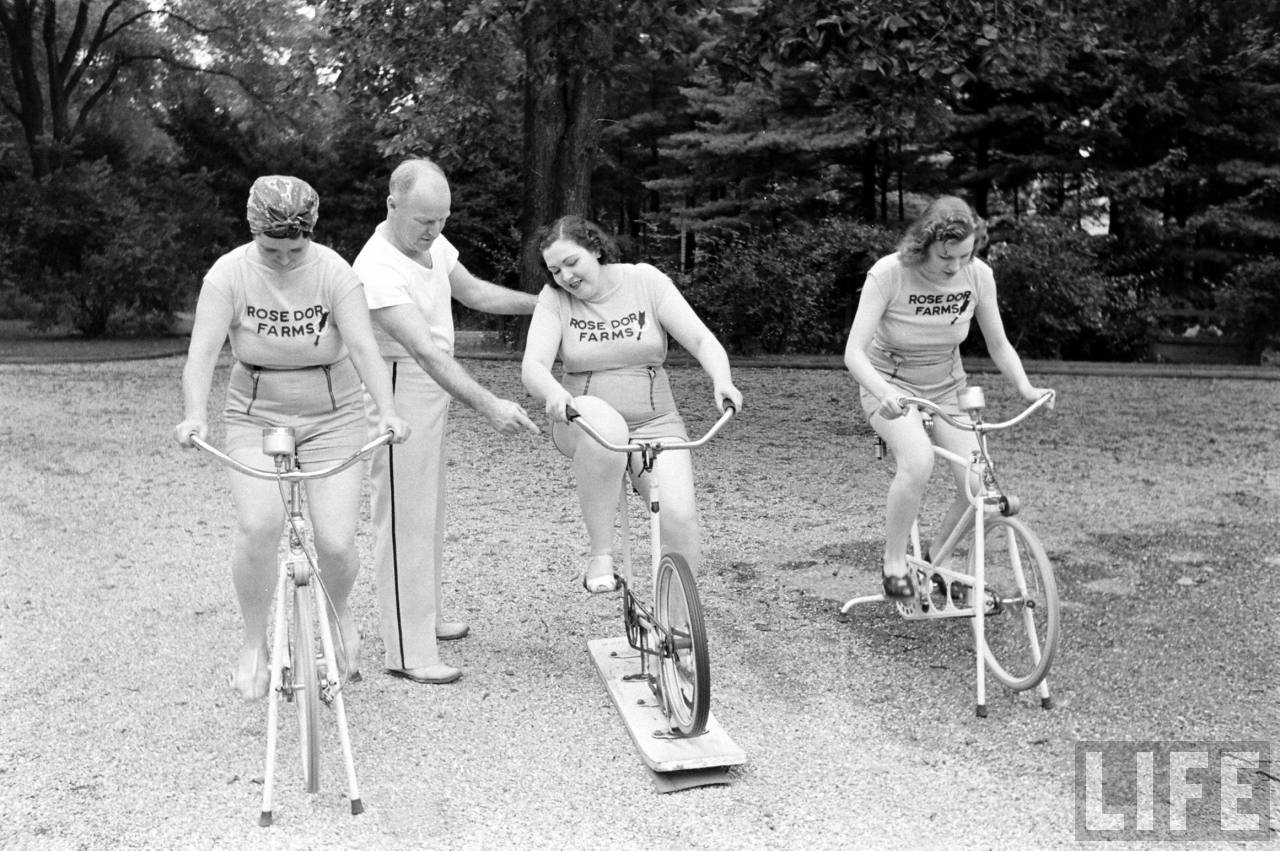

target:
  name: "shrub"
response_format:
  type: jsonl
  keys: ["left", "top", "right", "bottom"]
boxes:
{"left": 675, "top": 218, "right": 897, "bottom": 354}
{"left": 0, "top": 160, "right": 228, "bottom": 336}
{"left": 983, "top": 219, "right": 1149, "bottom": 360}
{"left": 1215, "top": 257, "right": 1280, "bottom": 352}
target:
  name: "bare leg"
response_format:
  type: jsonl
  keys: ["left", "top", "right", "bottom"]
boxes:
{"left": 225, "top": 458, "right": 286, "bottom": 700}
{"left": 555, "top": 397, "right": 629, "bottom": 553}
{"left": 871, "top": 409, "right": 935, "bottom": 584}
{"left": 929, "top": 419, "right": 983, "bottom": 559}
{"left": 629, "top": 448, "right": 699, "bottom": 571}
{"left": 552, "top": 396, "right": 629, "bottom": 590}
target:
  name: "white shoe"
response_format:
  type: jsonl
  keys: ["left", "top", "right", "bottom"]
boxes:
{"left": 436, "top": 621, "right": 470, "bottom": 641}
{"left": 582, "top": 555, "right": 618, "bottom": 594}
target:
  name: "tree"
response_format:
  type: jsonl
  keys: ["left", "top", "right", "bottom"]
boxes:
{"left": 1077, "top": 0, "right": 1280, "bottom": 312}
{"left": 457, "top": 0, "right": 707, "bottom": 291}
{"left": 697, "top": 0, "right": 1078, "bottom": 224}
{"left": 329, "top": 0, "right": 726, "bottom": 292}
{"left": 0, "top": 0, "right": 329, "bottom": 178}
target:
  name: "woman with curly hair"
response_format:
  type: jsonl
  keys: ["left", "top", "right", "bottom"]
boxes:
{"left": 844, "top": 195, "right": 1054, "bottom": 599}
{"left": 521, "top": 215, "right": 743, "bottom": 594}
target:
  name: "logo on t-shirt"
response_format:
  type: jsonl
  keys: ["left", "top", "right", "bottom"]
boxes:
{"left": 570, "top": 310, "right": 646, "bottom": 343}
{"left": 246, "top": 303, "right": 329, "bottom": 342}
{"left": 908, "top": 290, "right": 972, "bottom": 322}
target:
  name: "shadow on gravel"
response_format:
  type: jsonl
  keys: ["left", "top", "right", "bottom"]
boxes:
{"left": 770, "top": 520, "right": 1276, "bottom": 738}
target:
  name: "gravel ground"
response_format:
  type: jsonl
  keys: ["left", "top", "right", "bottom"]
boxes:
{"left": 1, "top": 354, "right": 1277, "bottom": 849}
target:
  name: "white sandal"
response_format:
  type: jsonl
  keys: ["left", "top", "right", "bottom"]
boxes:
{"left": 582, "top": 554, "right": 618, "bottom": 594}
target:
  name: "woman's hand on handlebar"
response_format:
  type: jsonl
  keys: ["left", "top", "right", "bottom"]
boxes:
{"left": 173, "top": 419, "right": 207, "bottom": 448}
{"left": 875, "top": 394, "right": 907, "bottom": 420}
{"left": 1021, "top": 385, "right": 1056, "bottom": 410}
{"left": 378, "top": 415, "right": 412, "bottom": 444}
{"left": 715, "top": 381, "right": 743, "bottom": 414}
{"left": 544, "top": 388, "right": 575, "bottom": 424}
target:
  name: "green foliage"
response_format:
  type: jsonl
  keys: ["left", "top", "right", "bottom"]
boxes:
{"left": 0, "top": 160, "right": 225, "bottom": 337}
{"left": 982, "top": 219, "right": 1149, "bottom": 360}
{"left": 1215, "top": 257, "right": 1280, "bottom": 349}
{"left": 676, "top": 218, "right": 897, "bottom": 354}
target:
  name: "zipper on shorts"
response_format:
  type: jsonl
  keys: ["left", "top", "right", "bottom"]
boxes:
{"left": 322, "top": 364, "right": 336, "bottom": 411}
{"left": 246, "top": 367, "right": 261, "bottom": 416}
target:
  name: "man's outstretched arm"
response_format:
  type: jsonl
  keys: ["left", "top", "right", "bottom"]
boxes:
{"left": 372, "top": 304, "right": 539, "bottom": 435}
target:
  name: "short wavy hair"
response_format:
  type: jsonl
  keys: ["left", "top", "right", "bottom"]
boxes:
{"left": 897, "top": 195, "right": 988, "bottom": 267}
{"left": 533, "top": 216, "right": 620, "bottom": 288}
{"left": 535, "top": 215, "right": 619, "bottom": 262}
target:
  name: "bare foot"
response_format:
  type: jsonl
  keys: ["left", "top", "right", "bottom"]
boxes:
{"left": 231, "top": 645, "right": 269, "bottom": 701}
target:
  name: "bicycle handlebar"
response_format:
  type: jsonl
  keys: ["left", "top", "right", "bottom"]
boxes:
{"left": 898, "top": 390, "right": 1055, "bottom": 433}
{"left": 566, "top": 403, "right": 736, "bottom": 453}
{"left": 188, "top": 431, "right": 394, "bottom": 482}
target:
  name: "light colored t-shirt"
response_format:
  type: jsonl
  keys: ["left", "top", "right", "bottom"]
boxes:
{"left": 866, "top": 252, "right": 995, "bottom": 366}
{"left": 203, "top": 242, "right": 360, "bottom": 368}
{"left": 531, "top": 263, "right": 676, "bottom": 374}
{"left": 352, "top": 223, "right": 459, "bottom": 360}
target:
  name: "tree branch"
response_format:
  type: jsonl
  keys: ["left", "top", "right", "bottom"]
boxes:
{"left": 65, "top": 2, "right": 150, "bottom": 100}
{"left": 56, "top": 0, "right": 92, "bottom": 80}
{"left": 70, "top": 59, "right": 120, "bottom": 140}
{"left": 114, "top": 51, "right": 278, "bottom": 111}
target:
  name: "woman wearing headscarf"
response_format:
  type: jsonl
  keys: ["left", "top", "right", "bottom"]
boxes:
{"left": 174, "top": 175, "right": 409, "bottom": 700}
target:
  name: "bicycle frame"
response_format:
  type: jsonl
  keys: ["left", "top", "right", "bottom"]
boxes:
{"left": 567, "top": 404, "right": 734, "bottom": 732}
{"left": 841, "top": 388, "right": 1056, "bottom": 715}
{"left": 189, "top": 428, "right": 390, "bottom": 824}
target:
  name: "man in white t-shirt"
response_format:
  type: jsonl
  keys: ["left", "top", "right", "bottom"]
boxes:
{"left": 354, "top": 158, "right": 538, "bottom": 684}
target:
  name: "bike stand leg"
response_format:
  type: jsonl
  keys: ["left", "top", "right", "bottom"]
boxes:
{"left": 260, "top": 570, "right": 290, "bottom": 826}
{"left": 315, "top": 598, "right": 364, "bottom": 815}
{"left": 840, "top": 593, "right": 887, "bottom": 613}
{"left": 974, "top": 609, "right": 988, "bottom": 718}
{"left": 1038, "top": 677, "right": 1053, "bottom": 710}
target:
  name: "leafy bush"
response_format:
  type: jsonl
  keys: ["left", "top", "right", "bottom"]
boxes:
{"left": 675, "top": 218, "right": 897, "bottom": 354}
{"left": 0, "top": 160, "right": 228, "bottom": 336}
{"left": 983, "top": 219, "right": 1149, "bottom": 360}
{"left": 1215, "top": 257, "right": 1280, "bottom": 351}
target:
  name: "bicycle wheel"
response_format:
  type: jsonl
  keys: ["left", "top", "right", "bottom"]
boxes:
{"left": 654, "top": 553, "right": 710, "bottom": 736}
{"left": 291, "top": 588, "right": 321, "bottom": 792}
{"left": 970, "top": 515, "right": 1060, "bottom": 691}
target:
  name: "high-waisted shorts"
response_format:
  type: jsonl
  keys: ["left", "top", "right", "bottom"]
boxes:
{"left": 552, "top": 364, "right": 688, "bottom": 458}
{"left": 223, "top": 357, "right": 367, "bottom": 466}
{"left": 858, "top": 348, "right": 967, "bottom": 419}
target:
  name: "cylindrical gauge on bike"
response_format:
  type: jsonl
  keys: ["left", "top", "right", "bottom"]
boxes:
{"left": 262, "top": 427, "right": 297, "bottom": 457}
{"left": 958, "top": 386, "right": 986, "bottom": 413}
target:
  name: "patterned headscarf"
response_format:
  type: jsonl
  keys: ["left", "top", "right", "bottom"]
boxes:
{"left": 246, "top": 175, "right": 319, "bottom": 237}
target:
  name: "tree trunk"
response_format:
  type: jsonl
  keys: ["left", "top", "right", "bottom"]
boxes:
{"left": 517, "top": 10, "right": 612, "bottom": 294}
{"left": 972, "top": 132, "right": 991, "bottom": 218}
{"left": 859, "top": 142, "right": 878, "bottom": 222}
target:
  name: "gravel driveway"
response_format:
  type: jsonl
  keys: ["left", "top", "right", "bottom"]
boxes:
{"left": 1, "top": 355, "right": 1276, "bottom": 849}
